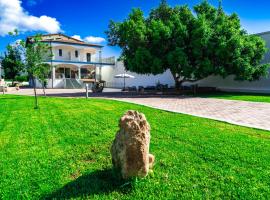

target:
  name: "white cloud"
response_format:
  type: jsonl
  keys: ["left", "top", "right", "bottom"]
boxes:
{"left": 72, "top": 35, "right": 106, "bottom": 44}
{"left": 84, "top": 36, "right": 105, "bottom": 43}
{"left": 0, "top": 0, "right": 61, "bottom": 36}
{"left": 71, "top": 35, "right": 83, "bottom": 41}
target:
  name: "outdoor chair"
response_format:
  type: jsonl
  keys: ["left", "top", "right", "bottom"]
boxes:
{"left": 127, "top": 86, "right": 137, "bottom": 92}
{"left": 138, "top": 86, "right": 144, "bottom": 93}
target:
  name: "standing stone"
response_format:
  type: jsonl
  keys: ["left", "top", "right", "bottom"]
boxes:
{"left": 111, "top": 110, "right": 155, "bottom": 179}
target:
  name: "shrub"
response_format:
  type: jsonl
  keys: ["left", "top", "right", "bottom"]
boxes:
{"left": 15, "top": 75, "right": 28, "bottom": 82}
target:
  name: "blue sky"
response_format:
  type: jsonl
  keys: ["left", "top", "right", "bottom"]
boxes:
{"left": 1, "top": 0, "right": 270, "bottom": 57}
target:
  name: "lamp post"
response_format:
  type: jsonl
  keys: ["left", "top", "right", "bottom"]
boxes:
{"left": 85, "top": 83, "right": 89, "bottom": 99}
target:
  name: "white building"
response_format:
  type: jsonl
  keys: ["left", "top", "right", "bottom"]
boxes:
{"left": 27, "top": 34, "right": 115, "bottom": 88}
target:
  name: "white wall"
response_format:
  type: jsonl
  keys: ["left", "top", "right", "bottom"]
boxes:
{"left": 101, "top": 60, "right": 270, "bottom": 93}
{"left": 196, "top": 71, "right": 270, "bottom": 93}
{"left": 51, "top": 44, "right": 98, "bottom": 62}
{"left": 101, "top": 61, "right": 175, "bottom": 88}
{"left": 35, "top": 79, "right": 65, "bottom": 89}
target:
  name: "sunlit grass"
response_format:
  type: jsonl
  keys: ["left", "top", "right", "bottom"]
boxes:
{"left": 198, "top": 92, "right": 270, "bottom": 103}
{"left": 0, "top": 95, "right": 270, "bottom": 199}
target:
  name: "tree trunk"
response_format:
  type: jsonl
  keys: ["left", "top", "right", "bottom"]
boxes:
{"left": 42, "top": 86, "right": 46, "bottom": 96}
{"left": 42, "top": 81, "right": 46, "bottom": 96}
{"left": 175, "top": 80, "right": 181, "bottom": 90}
{"left": 33, "top": 77, "right": 38, "bottom": 109}
{"left": 172, "top": 73, "right": 182, "bottom": 90}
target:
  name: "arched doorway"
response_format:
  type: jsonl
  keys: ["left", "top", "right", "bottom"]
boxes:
{"left": 55, "top": 64, "right": 79, "bottom": 79}
{"left": 80, "top": 65, "right": 96, "bottom": 79}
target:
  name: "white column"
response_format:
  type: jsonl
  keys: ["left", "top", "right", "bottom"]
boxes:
{"left": 99, "top": 50, "right": 102, "bottom": 81}
{"left": 52, "top": 66, "right": 55, "bottom": 88}
{"left": 78, "top": 66, "right": 81, "bottom": 79}
{"left": 52, "top": 66, "right": 55, "bottom": 80}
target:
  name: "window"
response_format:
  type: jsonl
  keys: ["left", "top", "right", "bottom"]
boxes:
{"left": 86, "top": 53, "right": 91, "bottom": 62}
{"left": 59, "top": 49, "right": 62, "bottom": 57}
{"left": 75, "top": 50, "right": 79, "bottom": 58}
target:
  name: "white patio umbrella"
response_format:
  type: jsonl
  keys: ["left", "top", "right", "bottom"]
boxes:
{"left": 114, "top": 73, "right": 135, "bottom": 90}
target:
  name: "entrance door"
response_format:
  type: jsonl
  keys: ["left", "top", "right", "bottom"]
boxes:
{"left": 71, "top": 69, "right": 78, "bottom": 79}
{"left": 65, "top": 68, "right": 71, "bottom": 78}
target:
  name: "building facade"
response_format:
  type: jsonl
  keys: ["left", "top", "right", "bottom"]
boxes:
{"left": 28, "top": 34, "right": 115, "bottom": 88}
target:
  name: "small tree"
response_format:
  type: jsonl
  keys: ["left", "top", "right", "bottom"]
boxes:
{"left": 10, "top": 33, "right": 52, "bottom": 109}
{"left": 1, "top": 44, "right": 24, "bottom": 84}
{"left": 106, "top": 0, "right": 270, "bottom": 88}
{"left": 24, "top": 35, "right": 52, "bottom": 108}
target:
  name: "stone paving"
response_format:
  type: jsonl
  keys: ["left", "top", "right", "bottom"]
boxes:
{"left": 3, "top": 88, "right": 270, "bottom": 131}
{"left": 113, "top": 97, "right": 270, "bottom": 131}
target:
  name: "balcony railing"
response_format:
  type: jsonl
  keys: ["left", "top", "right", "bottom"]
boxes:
{"left": 46, "top": 56, "right": 116, "bottom": 65}
{"left": 91, "top": 56, "right": 116, "bottom": 64}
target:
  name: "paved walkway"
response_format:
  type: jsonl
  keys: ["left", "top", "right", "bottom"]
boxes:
{"left": 3, "top": 88, "right": 121, "bottom": 97}
{"left": 113, "top": 97, "right": 270, "bottom": 131}
{"left": 3, "top": 88, "right": 270, "bottom": 131}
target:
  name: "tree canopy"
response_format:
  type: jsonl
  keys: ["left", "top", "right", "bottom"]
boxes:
{"left": 106, "top": 0, "right": 270, "bottom": 87}
{"left": 1, "top": 44, "right": 24, "bottom": 82}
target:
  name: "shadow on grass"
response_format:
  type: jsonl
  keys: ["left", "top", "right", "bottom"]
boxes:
{"left": 43, "top": 169, "right": 133, "bottom": 199}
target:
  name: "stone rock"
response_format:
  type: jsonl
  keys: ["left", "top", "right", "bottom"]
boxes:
{"left": 111, "top": 110, "right": 155, "bottom": 179}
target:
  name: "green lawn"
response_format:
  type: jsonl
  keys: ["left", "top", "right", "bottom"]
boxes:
{"left": 1, "top": 95, "right": 270, "bottom": 199}
{"left": 198, "top": 92, "right": 270, "bottom": 103}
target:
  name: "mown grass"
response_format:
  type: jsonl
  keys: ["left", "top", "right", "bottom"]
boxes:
{"left": 198, "top": 92, "right": 270, "bottom": 103}
{"left": 1, "top": 95, "right": 270, "bottom": 199}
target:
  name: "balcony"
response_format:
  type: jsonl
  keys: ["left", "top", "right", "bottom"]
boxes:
{"left": 46, "top": 56, "right": 116, "bottom": 66}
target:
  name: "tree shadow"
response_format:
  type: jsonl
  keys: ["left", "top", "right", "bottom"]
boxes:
{"left": 42, "top": 169, "right": 133, "bottom": 199}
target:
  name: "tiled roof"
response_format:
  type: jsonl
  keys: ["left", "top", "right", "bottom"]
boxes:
{"left": 27, "top": 33, "right": 103, "bottom": 48}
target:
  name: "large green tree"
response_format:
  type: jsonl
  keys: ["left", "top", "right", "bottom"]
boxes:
{"left": 106, "top": 0, "right": 269, "bottom": 88}
{"left": 1, "top": 44, "right": 24, "bottom": 83}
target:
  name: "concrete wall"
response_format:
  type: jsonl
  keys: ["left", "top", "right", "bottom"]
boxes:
{"left": 195, "top": 72, "right": 270, "bottom": 93}
{"left": 35, "top": 79, "right": 65, "bottom": 89}
{"left": 101, "top": 61, "right": 175, "bottom": 88}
